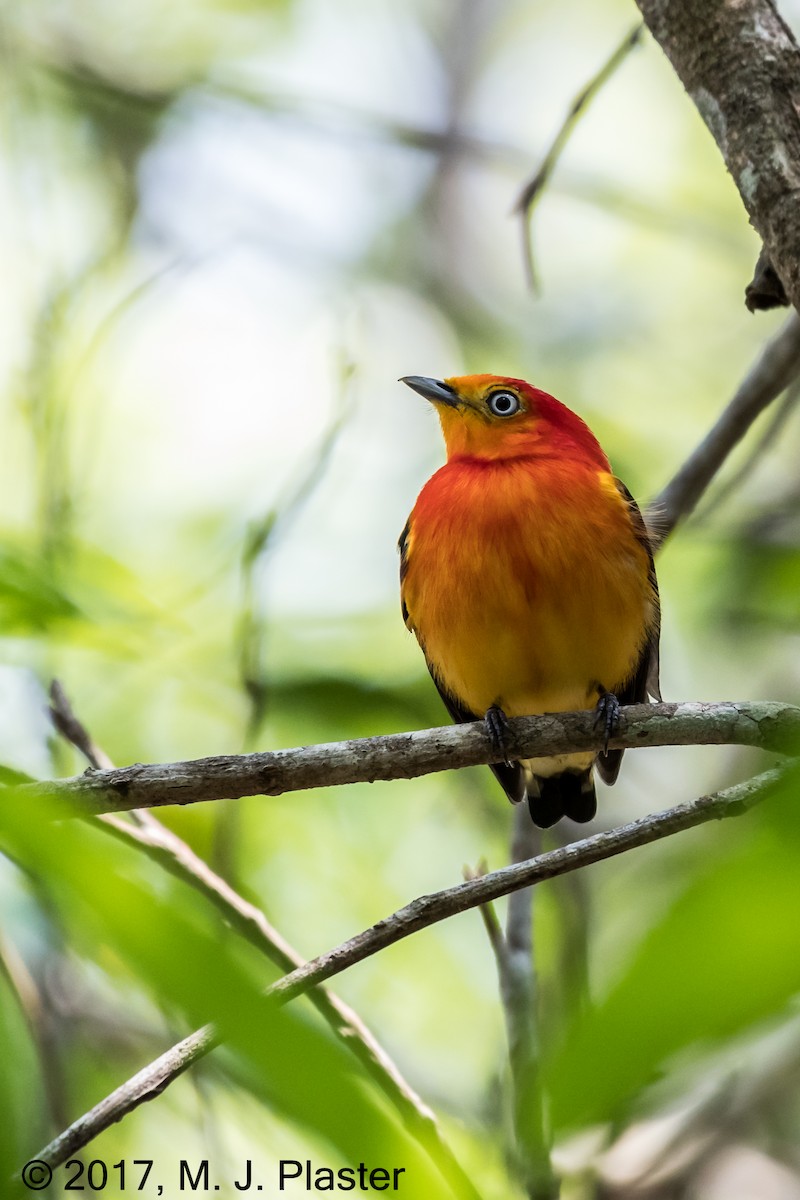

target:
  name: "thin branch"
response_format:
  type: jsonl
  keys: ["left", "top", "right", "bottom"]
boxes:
{"left": 48, "top": 680, "right": 113, "bottom": 771}
{"left": 99, "top": 813, "right": 480, "bottom": 1200}
{"left": 222, "top": 364, "right": 352, "bottom": 882}
{"left": 29, "top": 1026, "right": 217, "bottom": 1171}
{"left": 463, "top": 860, "right": 507, "bottom": 970}
{"left": 0, "top": 931, "right": 70, "bottom": 1134}
{"left": 46, "top": 686, "right": 479, "bottom": 1200}
{"left": 645, "top": 315, "right": 800, "bottom": 545}
{"left": 513, "top": 23, "right": 643, "bottom": 289}
{"left": 693, "top": 379, "right": 800, "bottom": 525}
{"left": 236, "top": 362, "right": 353, "bottom": 744}
{"left": 505, "top": 812, "right": 540, "bottom": 982}
{"left": 195, "top": 764, "right": 796, "bottom": 998}
{"left": 15, "top": 701, "right": 800, "bottom": 817}
{"left": 27, "top": 762, "right": 793, "bottom": 1173}
{"left": 501, "top": 809, "right": 554, "bottom": 1199}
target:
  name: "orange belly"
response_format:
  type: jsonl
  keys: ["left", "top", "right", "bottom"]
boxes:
{"left": 402, "top": 457, "right": 656, "bottom": 721}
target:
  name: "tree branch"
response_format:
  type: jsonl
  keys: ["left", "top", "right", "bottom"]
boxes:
{"left": 45, "top": 686, "right": 479, "bottom": 1200}
{"left": 14, "top": 701, "right": 800, "bottom": 817}
{"left": 26, "top": 761, "right": 794, "bottom": 1174}
{"left": 463, "top": 859, "right": 508, "bottom": 970}
{"left": 634, "top": 0, "right": 800, "bottom": 313}
{"left": 99, "top": 814, "right": 481, "bottom": 1200}
{"left": 0, "top": 931, "right": 70, "bottom": 1135}
{"left": 500, "top": 810, "right": 555, "bottom": 1199}
{"left": 48, "top": 680, "right": 114, "bottom": 771}
{"left": 514, "top": 23, "right": 643, "bottom": 290}
{"left": 647, "top": 314, "right": 800, "bottom": 544}
{"left": 693, "top": 379, "right": 800, "bottom": 525}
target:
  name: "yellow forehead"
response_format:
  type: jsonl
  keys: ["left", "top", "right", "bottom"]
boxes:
{"left": 444, "top": 374, "right": 522, "bottom": 402}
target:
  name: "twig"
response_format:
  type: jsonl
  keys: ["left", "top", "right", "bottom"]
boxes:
{"left": 224, "top": 369, "right": 352, "bottom": 881}
{"left": 693, "top": 379, "right": 800, "bottom": 525}
{"left": 99, "top": 813, "right": 480, "bottom": 1200}
{"left": 29, "top": 1026, "right": 217, "bottom": 1170}
{"left": 46, "top": 686, "right": 479, "bottom": 1200}
{"left": 48, "top": 680, "right": 113, "bottom": 771}
{"left": 237, "top": 363, "right": 352, "bottom": 745}
{"left": 645, "top": 314, "right": 800, "bottom": 545}
{"left": 463, "top": 860, "right": 507, "bottom": 970}
{"left": 15, "top": 700, "right": 800, "bottom": 817}
{"left": 514, "top": 24, "right": 643, "bottom": 289}
{"left": 27, "top": 762, "right": 793, "bottom": 1173}
{"left": 501, "top": 809, "right": 555, "bottom": 1199}
{"left": 505, "top": 812, "right": 540, "bottom": 991}
{"left": 0, "top": 931, "right": 69, "bottom": 1134}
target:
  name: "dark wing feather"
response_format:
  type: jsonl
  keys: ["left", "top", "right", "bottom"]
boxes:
{"left": 596, "top": 480, "right": 662, "bottom": 785}
{"left": 430, "top": 671, "right": 527, "bottom": 806}
{"left": 398, "top": 517, "right": 413, "bottom": 628}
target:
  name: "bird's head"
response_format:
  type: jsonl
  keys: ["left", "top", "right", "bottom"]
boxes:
{"left": 400, "top": 373, "right": 609, "bottom": 468}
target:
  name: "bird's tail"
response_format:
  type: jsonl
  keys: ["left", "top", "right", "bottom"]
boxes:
{"left": 527, "top": 768, "right": 596, "bottom": 828}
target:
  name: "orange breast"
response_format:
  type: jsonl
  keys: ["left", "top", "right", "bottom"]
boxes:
{"left": 402, "top": 456, "right": 656, "bottom": 718}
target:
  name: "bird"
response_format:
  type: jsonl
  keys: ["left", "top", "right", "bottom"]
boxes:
{"left": 398, "top": 373, "right": 661, "bottom": 828}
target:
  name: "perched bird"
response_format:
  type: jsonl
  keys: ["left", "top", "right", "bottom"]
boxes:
{"left": 399, "top": 374, "right": 660, "bottom": 827}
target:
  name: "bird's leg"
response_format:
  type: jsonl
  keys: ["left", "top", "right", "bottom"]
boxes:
{"left": 593, "top": 685, "right": 620, "bottom": 753}
{"left": 484, "top": 704, "right": 513, "bottom": 764}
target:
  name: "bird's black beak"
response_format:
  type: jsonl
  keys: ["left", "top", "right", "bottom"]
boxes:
{"left": 400, "top": 376, "right": 459, "bottom": 407}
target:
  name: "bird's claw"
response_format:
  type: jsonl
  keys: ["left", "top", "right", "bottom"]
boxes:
{"left": 594, "top": 690, "right": 621, "bottom": 753}
{"left": 485, "top": 705, "right": 513, "bottom": 764}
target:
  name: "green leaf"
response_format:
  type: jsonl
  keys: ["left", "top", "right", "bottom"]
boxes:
{"left": 0, "top": 794, "right": 465, "bottom": 1198}
{"left": 546, "top": 781, "right": 800, "bottom": 1132}
{"left": 0, "top": 973, "right": 40, "bottom": 1190}
{"left": 0, "top": 534, "right": 162, "bottom": 647}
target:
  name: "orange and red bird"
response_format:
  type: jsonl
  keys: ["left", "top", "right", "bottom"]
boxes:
{"left": 399, "top": 374, "right": 661, "bottom": 827}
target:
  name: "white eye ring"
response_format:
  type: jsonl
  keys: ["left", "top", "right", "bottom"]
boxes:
{"left": 487, "top": 390, "right": 520, "bottom": 417}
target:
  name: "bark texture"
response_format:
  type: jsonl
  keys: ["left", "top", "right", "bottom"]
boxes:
{"left": 636, "top": 0, "right": 800, "bottom": 311}
{"left": 12, "top": 700, "right": 800, "bottom": 818}
{"left": 28, "top": 762, "right": 793, "bottom": 1175}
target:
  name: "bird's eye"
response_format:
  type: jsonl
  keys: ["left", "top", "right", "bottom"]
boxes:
{"left": 487, "top": 390, "right": 520, "bottom": 417}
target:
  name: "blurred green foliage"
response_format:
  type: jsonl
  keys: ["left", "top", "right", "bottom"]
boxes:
{"left": 1, "top": 799, "right": 455, "bottom": 1197}
{"left": 1, "top": 0, "right": 800, "bottom": 1196}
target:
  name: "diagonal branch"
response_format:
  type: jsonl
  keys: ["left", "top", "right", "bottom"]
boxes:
{"left": 49, "top": 681, "right": 114, "bottom": 770}
{"left": 647, "top": 314, "right": 800, "bottom": 545}
{"left": 463, "top": 859, "right": 508, "bottom": 970}
{"left": 514, "top": 23, "right": 643, "bottom": 290}
{"left": 27, "top": 761, "right": 793, "bottom": 1173}
{"left": 13, "top": 701, "right": 800, "bottom": 817}
{"left": 45, "top": 685, "right": 479, "bottom": 1200}
{"left": 693, "top": 379, "right": 800, "bottom": 526}
{"left": 98, "top": 813, "right": 480, "bottom": 1200}
{"left": 500, "top": 809, "right": 554, "bottom": 1198}
{"left": 0, "top": 930, "right": 70, "bottom": 1135}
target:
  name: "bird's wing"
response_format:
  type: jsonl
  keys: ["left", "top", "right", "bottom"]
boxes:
{"left": 398, "top": 517, "right": 413, "bottom": 629}
{"left": 596, "top": 479, "right": 662, "bottom": 785}
{"left": 432, "top": 672, "right": 527, "bottom": 805}
{"left": 399, "top": 515, "right": 526, "bottom": 804}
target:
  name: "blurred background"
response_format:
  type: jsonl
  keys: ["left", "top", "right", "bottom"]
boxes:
{"left": 3, "top": 0, "right": 800, "bottom": 1195}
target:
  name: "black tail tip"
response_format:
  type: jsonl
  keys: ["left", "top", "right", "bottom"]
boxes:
{"left": 527, "top": 770, "right": 597, "bottom": 828}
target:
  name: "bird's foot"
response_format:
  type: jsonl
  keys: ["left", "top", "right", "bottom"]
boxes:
{"left": 593, "top": 689, "right": 620, "bottom": 753}
{"left": 484, "top": 705, "right": 512, "bottom": 764}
